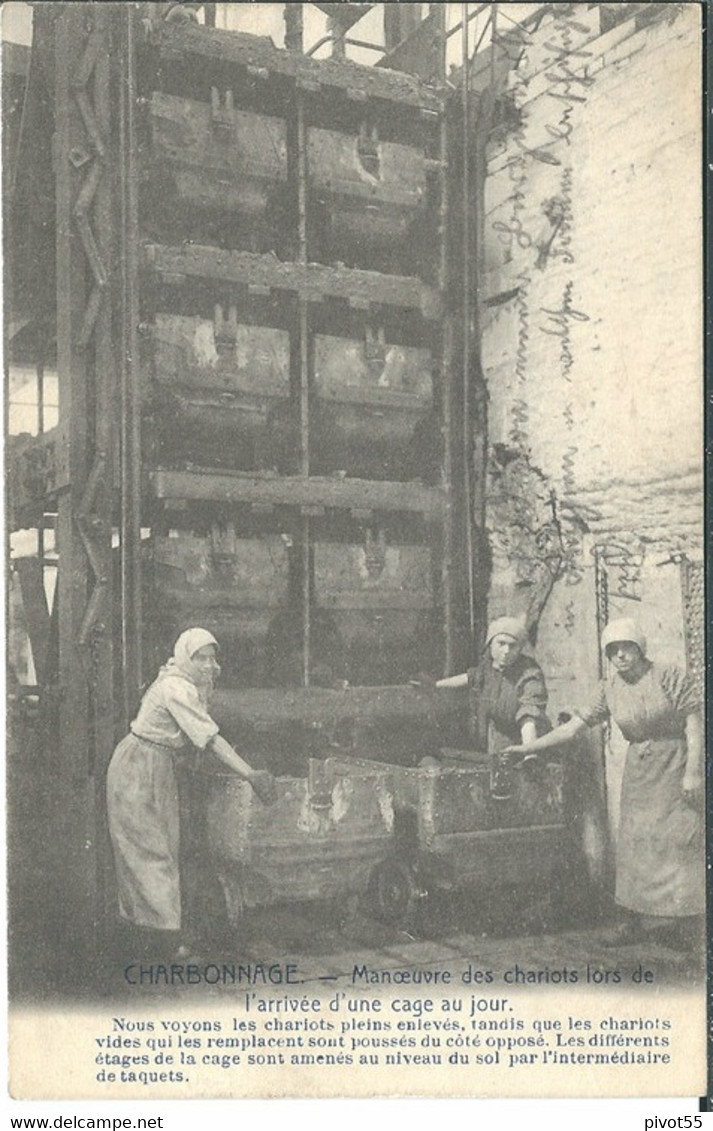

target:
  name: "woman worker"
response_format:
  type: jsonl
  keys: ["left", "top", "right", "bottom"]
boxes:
{"left": 107, "top": 627, "right": 276, "bottom": 962}
{"left": 503, "top": 618, "right": 704, "bottom": 948}
{"left": 432, "top": 615, "right": 551, "bottom": 758}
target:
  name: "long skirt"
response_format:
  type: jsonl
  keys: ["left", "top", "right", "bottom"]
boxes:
{"left": 107, "top": 734, "right": 181, "bottom": 930}
{"left": 616, "top": 737, "right": 704, "bottom": 918}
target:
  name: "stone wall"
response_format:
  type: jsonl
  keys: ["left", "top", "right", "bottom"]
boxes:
{"left": 480, "top": 1, "right": 702, "bottom": 669}
{"left": 478, "top": 4, "right": 703, "bottom": 842}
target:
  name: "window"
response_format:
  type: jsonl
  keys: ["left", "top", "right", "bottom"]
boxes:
{"left": 7, "top": 363, "right": 58, "bottom": 437}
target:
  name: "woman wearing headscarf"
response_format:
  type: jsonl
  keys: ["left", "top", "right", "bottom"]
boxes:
{"left": 431, "top": 615, "right": 551, "bottom": 755}
{"left": 107, "top": 627, "right": 276, "bottom": 961}
{"left": 503, "top": 618, "right": 704, "bottom": 947}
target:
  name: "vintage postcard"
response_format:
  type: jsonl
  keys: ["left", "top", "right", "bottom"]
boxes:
{"left": 4, "top": 0, "right": 706, "bottom": 1102}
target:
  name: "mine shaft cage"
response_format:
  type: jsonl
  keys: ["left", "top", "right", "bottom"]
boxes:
{"left": 6, "top": 2, "right": 492, "bottom": 974}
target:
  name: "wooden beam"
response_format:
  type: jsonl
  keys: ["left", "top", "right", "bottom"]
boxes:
{"left": 154, "top": 22, "right": 442, "bottom": 112}
{"left": 144, "top": 244, "right": 442, "bottom": 320}
{"left": 210, "top": 685, "right": 461, "bottom": 728}
{"left": 151, "top": 468, "right": 446, "bottom": 518}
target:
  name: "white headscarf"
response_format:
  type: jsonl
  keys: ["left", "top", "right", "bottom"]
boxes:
{"left": 157, "top": 627, "right": 220, "bottom": 703}
{"left": 601, "top": 618, "right": 647, "bottom": 657}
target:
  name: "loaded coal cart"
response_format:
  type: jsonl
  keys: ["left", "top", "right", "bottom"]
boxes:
{"left": 193, "top": 686, "right": 570, "bottom": 934}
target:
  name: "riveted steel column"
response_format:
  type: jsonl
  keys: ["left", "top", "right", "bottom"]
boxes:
{"left": 296, "top": 88, "right": 311, "bottom": 687}
{"left": 435, "top": 3, "right": 454, "bottom": 674}
{"left": 90, "top": 3, "right": 117, "bottom": 931}
{"left": 53, "top": 2, "right": 97, "bottom": 980}
{"left": 118, "top": 4, "right": 143, "bottom": 723}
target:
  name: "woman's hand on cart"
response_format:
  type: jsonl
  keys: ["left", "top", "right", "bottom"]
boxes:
{"left": 249, "top": 768, "right": 279, "bottom": 805}
{"left": 500, "top": 745, "right": 540, "bottom": 770}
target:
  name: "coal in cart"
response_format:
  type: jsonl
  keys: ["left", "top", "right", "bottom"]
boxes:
{"left": 193, "top": 685, "right": 568, "bottom": 935}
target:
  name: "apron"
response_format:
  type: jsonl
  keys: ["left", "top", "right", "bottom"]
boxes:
{"left": 607, "top": 665, "right": 703, "bottom": 918}
{"left": 107, "top": 733, "right": 181, "bottom": 930}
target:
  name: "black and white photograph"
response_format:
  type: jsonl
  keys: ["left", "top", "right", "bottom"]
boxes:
{"left": 4, "top": 0, "right": 706, "bottom": 1102}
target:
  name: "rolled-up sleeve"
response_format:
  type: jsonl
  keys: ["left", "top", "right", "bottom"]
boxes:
{"left": 514, "top": 663, "right": 548, "bottom": 724}
{"left": 575, "top": 681, "right": 609, "bottom": 727}
{"left": 161, "top": 680, "right": 219, "bottom": 750}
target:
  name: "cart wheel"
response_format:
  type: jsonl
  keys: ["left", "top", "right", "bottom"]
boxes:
{"left": 371, "top": 858, "right": 423, "bottom": 931}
